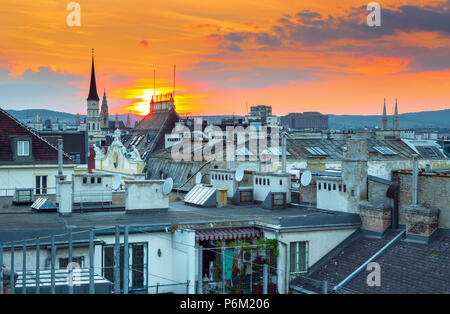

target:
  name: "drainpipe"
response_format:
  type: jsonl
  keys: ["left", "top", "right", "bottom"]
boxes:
{"left": 282, "top": 132, "right": 287, "bottom": 173}
{"left": 58, "top": 138, "right": 63, "bottom": 175}
{"left": 333, "top": 230, "right": 405, "bottom": 293}
{"left": 412, "top": 154, "right": 418, "bottom": 205}
{"left": 275, "top": 232, "right": 290, "bottom": 294}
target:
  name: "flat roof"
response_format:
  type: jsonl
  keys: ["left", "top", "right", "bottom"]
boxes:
{"left": 0, "top": 201, "right": 361, "bottom": 240}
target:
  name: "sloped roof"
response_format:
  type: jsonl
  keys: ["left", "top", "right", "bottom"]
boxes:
{"left": 295, "top": 230, "right": 450, "bottom": 294}
{"left": 0, "top": 108, "right": 73, "bottom": 164}
{"left": 124, "top": 109, "right": 179, "bottom": 158}
{"left": 286, "top": 138, "right": 420, "bottom": 160}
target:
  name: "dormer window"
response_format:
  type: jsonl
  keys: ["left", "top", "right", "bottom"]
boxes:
{"left": 17, "top": 141, "right": 30, "bottom": 156}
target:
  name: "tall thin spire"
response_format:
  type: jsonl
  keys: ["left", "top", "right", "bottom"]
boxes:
{"left": 382, "top": 98, "right": 388, "bottom": 130}
{"left": 126, "top": 113, "right": 131, "bottom": 128}
{"left": 393, "top": 99, "right": 399, "bottom": 130}
{"left": 87, "top": 49, "right": 100, "bottom": 101}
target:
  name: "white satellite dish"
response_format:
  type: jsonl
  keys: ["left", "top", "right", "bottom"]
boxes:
{"left": 163, "top": 177, "right": 173, "bottom": 195}
{"left": 195, "top": 172, "right": 202, "bottom": 184}
{"left": 112, "top": 175, "right": 122, "bottom": 191}
{"left": 235, "top": 167, "right": 244, "bottom": 182}
{"left": 301, "top": 171, "right": 312, "bottom": 187}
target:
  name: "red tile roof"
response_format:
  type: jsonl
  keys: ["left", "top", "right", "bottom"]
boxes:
{"left": 0, "top": 108, "right": 73, "bottom": 163}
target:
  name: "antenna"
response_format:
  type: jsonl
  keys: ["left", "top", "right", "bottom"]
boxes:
{"left": 153, "top": 67, "right": 156, "bottom": 96}
{"left": 301, "top": 170, "right": 312, "bottom": 187}
{"left": 163, "top": 177, "right": 174, "bottom": 195}
{"left": 173, "top": 64, "right": 176, "bottom": 96}
{"left": 235, "top": 166, "right": 244, "bottom": 182}
{"left": 195, "top": 172, "right": 202, "bottom": 184}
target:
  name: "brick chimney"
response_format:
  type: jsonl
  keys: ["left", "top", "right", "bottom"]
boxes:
{"left": 358, "top": 201, "right": 391, "bottom": 237}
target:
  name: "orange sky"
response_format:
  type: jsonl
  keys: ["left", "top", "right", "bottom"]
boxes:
{"left": 0, "top": 0, "right": 449, "bottom": 116}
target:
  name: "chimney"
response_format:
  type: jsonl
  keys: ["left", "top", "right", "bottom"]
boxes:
{"left": 412, "top": 154, "right": 418, "bottom": 205}
{"left": 57, "top": 180, "right": 72, "bottom": 217}
{"left": 307, "top": 156, "right": 326, "bottom": 171}
{"left": 125, "top": 180, "right": 169, "bottom": 213}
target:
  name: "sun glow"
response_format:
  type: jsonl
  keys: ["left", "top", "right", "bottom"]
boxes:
{"left": 123, "top": 88, "right": 163, "bottom": 116}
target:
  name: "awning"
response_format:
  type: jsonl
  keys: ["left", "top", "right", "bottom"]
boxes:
{"left": 196, "top": 228, "right": 262, "bottom": 241}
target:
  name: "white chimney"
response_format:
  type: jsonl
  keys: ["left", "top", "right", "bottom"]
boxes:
{"left": 125, "top": 180, "right": 169, "bottom": 213}
{"left": 58, "top": 180, "right": 72, "bottom": 216}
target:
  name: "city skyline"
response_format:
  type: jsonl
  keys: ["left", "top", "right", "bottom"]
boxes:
{"left": 0, "top": 0, "right": 449, "bottom": 116}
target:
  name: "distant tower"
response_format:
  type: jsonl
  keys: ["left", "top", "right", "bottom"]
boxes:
{"left": 393, "top": 99, "right": 399, "bottom": 130}
{"left": 126, "top": 113, "right": 131, "bottom": 128}
{"left": 381, "top": 98, "right": 388, "bottom": 130}
{"left": 76, "top": 113, "right": 80, "bottom": 126}
{"left": 100, "top": 89, "right": 109, "bottom": 128}
{"left": 115, "top": 113, "right": 119, "bottom": 129}
{"left": 86, "top": 49, "right": 101, "bottom": 138}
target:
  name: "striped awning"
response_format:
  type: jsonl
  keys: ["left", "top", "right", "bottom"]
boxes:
{"left": 196, "top": 228, "right": 262, "bottom": 241}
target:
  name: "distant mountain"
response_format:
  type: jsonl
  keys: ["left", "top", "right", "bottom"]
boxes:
{"left": 328, "top": 109, "right": 450, "bottom": 130}
{"left": 4, "top": 108, "right": 450, "bottom": 130}
{"left": 6, "top": 109, "right": 142, "bottom": 126}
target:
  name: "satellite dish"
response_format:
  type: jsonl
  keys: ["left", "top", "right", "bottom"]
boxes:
{"left": 112, "top": 175, "right": 122, "bottom": 191}
{"left": 301, "top": 171, "right": 312, "bottom": 187}
{"left": 235, "top": 167, "right": 244, "bottom": 182}
{"left": 163, "top": 177, "right": 173, "bottom": 195}
{"left": 195, "top": 173, "right": 202, "bottom": 184}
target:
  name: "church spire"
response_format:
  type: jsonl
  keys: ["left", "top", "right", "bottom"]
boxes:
{"left": 393, "top": 99, "right": 399, "bottom": 130}
{"left": 382, "top": 98, "right": 388, "bottom": 130}
{"left": 87, "top": 49, "right": 100, "bottom": 101}
{"left": 126, "top": 113, "right": 131, "bottom": 128}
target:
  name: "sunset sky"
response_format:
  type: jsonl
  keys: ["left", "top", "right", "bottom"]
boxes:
{"left": 0, "top": 0, "right": 449, "bottom": 116}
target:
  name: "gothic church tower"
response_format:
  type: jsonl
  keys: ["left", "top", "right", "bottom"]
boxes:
{"left": 86, "top": 49, "right": 102, "bottom": 139}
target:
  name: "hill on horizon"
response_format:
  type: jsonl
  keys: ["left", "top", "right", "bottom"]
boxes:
{"left": 4, "top": 108, "right": 450, "bottom": 130}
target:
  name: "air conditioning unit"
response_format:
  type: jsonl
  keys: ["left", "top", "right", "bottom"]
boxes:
{"left": 13, "top": 187, "right": 34, "bottom": 204}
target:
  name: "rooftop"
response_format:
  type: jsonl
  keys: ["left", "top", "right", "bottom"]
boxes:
{"left": 292, "top": 230, "right": 450, "bottom": 294}
{"left": 0, "top": 201, "right": 361, "bottom": 241}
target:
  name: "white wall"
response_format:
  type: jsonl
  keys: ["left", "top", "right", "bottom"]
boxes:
{"left": 0, "top": 165, "right": 75, "bottom": 196}
{"left": 316, "top": 178, "right": 352, "bottom": 213}
{"left": 264, "top": 227, "right": 358, "bottom": 293}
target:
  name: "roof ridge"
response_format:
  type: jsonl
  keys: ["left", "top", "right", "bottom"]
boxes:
{"left": 0, "top": 108, "right": 73, "bottom": 161}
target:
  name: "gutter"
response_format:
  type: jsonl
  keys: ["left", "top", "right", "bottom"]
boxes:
{"left": 333, "top": 230, "right": 406, "bottom": 293}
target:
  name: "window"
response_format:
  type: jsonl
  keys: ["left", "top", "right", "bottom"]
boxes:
{"left": 318, "top": 183, "right": 321, "bottom": 190}
{"left": 328, "top": 184, "right": 331, "bottom": 191}
{"left": 59, "top": 256, "right": 85, "bottom": 269}
{"left": 323, "top": 183, "right": 327, "bottom": 189}
{"left": 279, "top": 179, "right": 282, "bottom": 186}
{"left": 70, "top": 153, "right": 81, "bottom": 164}
{"left": 91, "top": 177, "right": 95, "bottom": 184}
{"left": 35, "top": 175, "right": 48, "bottom": 195}
{"left": 97, "top": 177, "right": 102, "bottom": 184}
{"left": 333, "top": 184, "right": 336, "bottom": 191}
{"left": 103, "top": 243, "right": 148, "bottom": 292}
{"left": 339, "top": 184, "right": 342, "bottom": 192}
{"left": 343, "top": 184, "right": 347, "bottom": 193}
{"left": 290, "top": 241, "right": 308, "bottom": 273}
{"left": 240, "top": 190, "right": 253, "bottom": 203}
{"left": 17, "top": 141, "right": 30, "bottom": 156}
{"left": 83, "top": 177, "right": 87, "bottom": 184}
